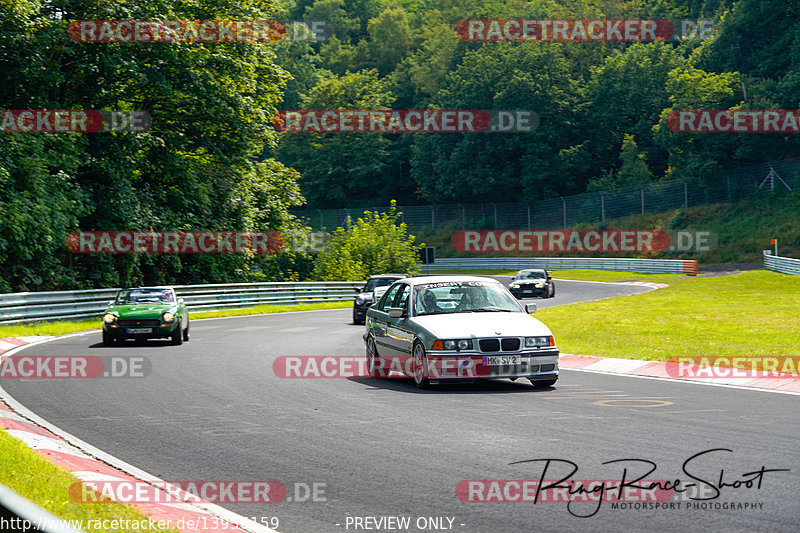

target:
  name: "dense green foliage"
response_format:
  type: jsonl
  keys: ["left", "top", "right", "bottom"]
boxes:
{"left": 273, "top": 0, "right": 800, "bottom": 207}
{"left": 312, "top": 201, "right": 420, "bottom": 280}
{"left": 0, "top": 0, "right": 306, "bottom": 291}
{"left": 2, "top": 0, "right": 798, "bottom": 291}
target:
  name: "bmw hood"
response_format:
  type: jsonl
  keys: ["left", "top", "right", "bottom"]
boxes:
{"left": 410, "top": 312, "right": 552, "bottom": 339}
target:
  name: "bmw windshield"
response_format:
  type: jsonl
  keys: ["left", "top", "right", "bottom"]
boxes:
{"left": 363, "top": 278, "right": 398, "bottom": 292}
{"left": 414, "top": 281, "right": 522, "bottom": 316}
{"left": 518, "top": 270, "right": 547, "bottom": 279}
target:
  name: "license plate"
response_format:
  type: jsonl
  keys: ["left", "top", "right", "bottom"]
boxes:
{"left": 126, "top": 328, "right": 153, "bottom": 334}
{"left": 483, "top": 355, "right": 520, "bottom": 366}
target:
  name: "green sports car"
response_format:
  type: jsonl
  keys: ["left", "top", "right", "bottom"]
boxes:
{"left": 101, "top": 287, "right": 189, "bottom": 346}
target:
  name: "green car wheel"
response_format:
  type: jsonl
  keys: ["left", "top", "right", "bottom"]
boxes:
{"left": 102, "top": 331, "right": 115, "bottom": 346}
{"left": 171, "top": 326, "right": 183, "bottom": 345}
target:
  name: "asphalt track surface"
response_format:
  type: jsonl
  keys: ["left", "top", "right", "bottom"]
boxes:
{"left": 2, "top": 279, "right": 799, "bottom": 533}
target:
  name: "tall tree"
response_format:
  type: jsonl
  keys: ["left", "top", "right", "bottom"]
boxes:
{"left": 0, "top": 0, "right": 305, "bottom": 290}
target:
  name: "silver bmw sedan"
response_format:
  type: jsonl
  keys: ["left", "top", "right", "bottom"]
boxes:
{"left": 363, "top": 275, "right": 559, "bottom": 389}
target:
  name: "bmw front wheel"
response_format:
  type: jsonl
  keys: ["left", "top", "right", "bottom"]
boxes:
{"left": 412, "top": 342, "right": 430, "bottom": 389}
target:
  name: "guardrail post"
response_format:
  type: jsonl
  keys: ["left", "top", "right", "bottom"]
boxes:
{"left": 430, "top": 205, "right": 435, "bottom": 230}
{"left": 561, "top": 198, "right": 567, "bottom": 229}
{"left": 641, "top": 188, "right": 645, "bottom": 214}
{"left": 684, "top": 183, "right": 688, "bottom": 208}
{"left": 527, "top": 205, "right": 531, "bottom": 230}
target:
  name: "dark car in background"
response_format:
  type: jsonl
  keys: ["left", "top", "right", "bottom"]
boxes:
{"left": 509, "top": 269, "right": 555, "bottom": 299}
{"left": 353, "top": 274, "right": 407, "bottom": 324}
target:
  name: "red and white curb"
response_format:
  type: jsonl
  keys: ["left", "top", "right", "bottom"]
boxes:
{"left": 559, "top": 354, "right": 800, "bottom": 395}
{"left": 0, "top": 336, "right": 277, "bottom": 533}
{"left": 620, "top": 281, "right": 670, "bottom": 289}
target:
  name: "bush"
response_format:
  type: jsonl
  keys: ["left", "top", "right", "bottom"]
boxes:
{"left": 312, "top": 201, "right": 421, "bottom": 280}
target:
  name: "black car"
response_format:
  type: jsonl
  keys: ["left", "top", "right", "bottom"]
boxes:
{"left": 508, "top": 269, "right": 555, "bottom": 299}
{"left": 353, "top": 274, "right": 407, "bottom": 324}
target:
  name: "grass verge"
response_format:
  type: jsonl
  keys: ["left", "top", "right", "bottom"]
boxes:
{"left": 537, "top": 270, "right": 800, "bottom": 361}
{"left": 0, "top": 429, "right": 177, "bottom": 532}
{"left": 0, "top": 301, "right": 351, "bottom": 339}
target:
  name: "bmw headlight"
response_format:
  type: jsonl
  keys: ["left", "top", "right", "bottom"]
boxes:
{"left": 102, "top": 313, "right": 117, "bottom": 324}
{"left": 511, "top": 284, "right": 520, "bottom": 289}
{"left": 525, "top": 336, "right": 554, "bottom": 347}
{"left": 162, "top": 312, "right": 175, "bottom": 322}
{"left": 442, "top": 339, "right": 473, "bottom": 350}
{"left": 535, "top": 283, "right": 544, "bottom": 288}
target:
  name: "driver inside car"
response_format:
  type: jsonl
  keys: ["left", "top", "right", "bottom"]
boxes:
{"left": 420, "top": 289, "right": 441, "bottom": 314}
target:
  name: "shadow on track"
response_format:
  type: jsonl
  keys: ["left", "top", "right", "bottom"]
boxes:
{"left": 347, "top": 376, "right": 557, "bottom": 394}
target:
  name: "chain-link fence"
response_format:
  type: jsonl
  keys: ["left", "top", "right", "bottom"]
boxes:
{"left": 292, "top": 159, "right": 800, "bottom": 233}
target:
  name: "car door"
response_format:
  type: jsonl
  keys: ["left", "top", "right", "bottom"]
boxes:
{"left": 384, "top": 283, "right": 415, "bottom": 359}
{"left": 370, "top": 282, "right": 403, "bottom": 356}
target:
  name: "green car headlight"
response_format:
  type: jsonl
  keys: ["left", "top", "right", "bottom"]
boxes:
{"left": 162, "top": 312, "right": 175, "bottom": 322}
{"left": 102, "top": 313, "right": 117, "bottom": 324}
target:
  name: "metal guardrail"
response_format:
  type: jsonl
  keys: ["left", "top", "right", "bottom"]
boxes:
{"left": 763, "top": 251, "right": 800, "bottom": 275}
{"left": 0, "top": 482, "right": 86, "bottom": 532}
{"left": 0, "top": 282, "right": 362, "bottom": 325}
{"left": 0, "top": 257, "right": 699, "bottom": 325}
{"left": 422, "top": 257, "right": 698, "bottom": 275}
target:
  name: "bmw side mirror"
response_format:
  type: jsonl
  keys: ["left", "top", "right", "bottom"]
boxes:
{"left": 388, "top": 307, "right": 404, "bottom": 318}
{"left": 525, "top": 303, "right": 537, "bottom": 314}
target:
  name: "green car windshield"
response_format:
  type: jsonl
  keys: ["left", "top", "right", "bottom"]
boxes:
{"left": 115, "top": 288, "right": 175, "bottom": 304}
